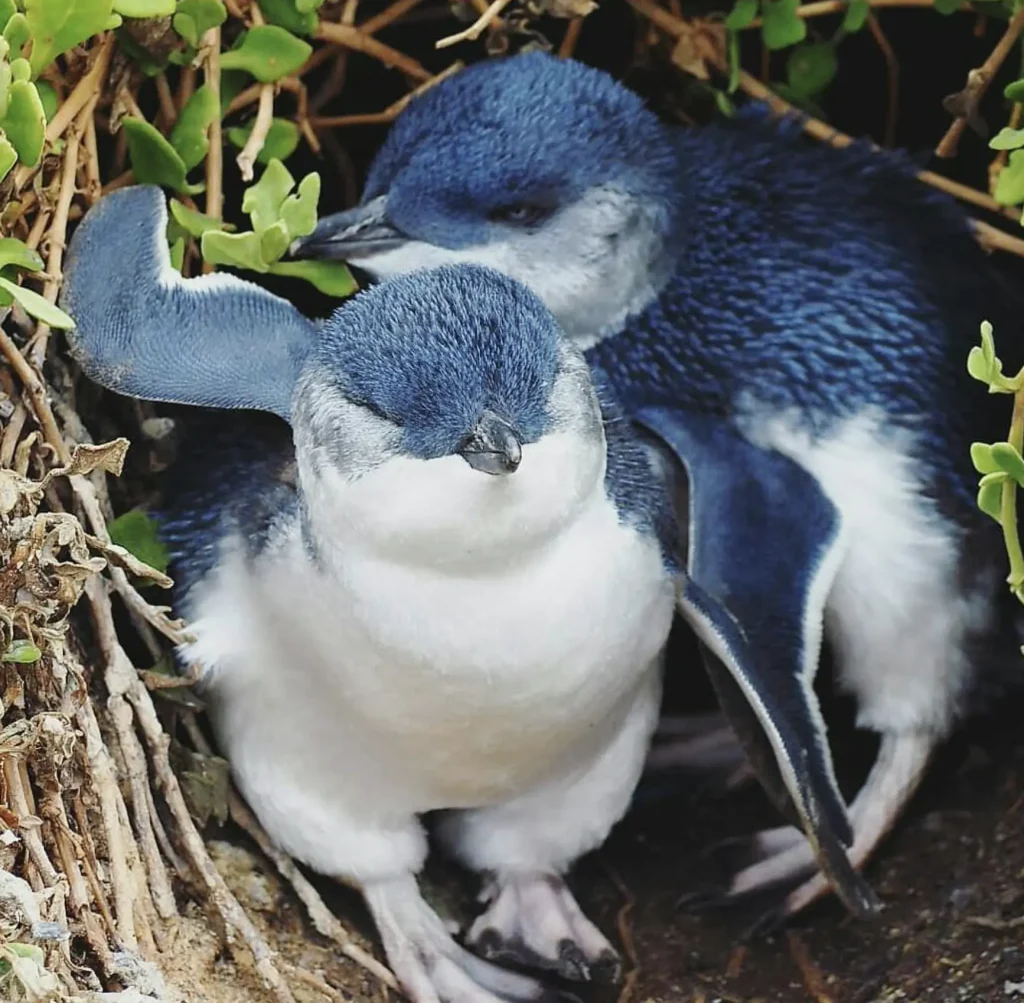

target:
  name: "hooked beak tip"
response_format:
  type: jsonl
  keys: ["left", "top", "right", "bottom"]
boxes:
{"left": 459, "top": 412, "right": 523, "bottom": 476}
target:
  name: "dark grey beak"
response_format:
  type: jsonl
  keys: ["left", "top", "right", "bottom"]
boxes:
{"left": 459, "top": 411, "right": 522, "bottom": 476}
{"left": 289, "top": 195, "right": 407, "bottom": 260}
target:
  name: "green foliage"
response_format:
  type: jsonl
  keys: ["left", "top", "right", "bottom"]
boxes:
{"left": 113, "top": 0, "right": 176, "bottom": 15}
{"left": 967, "top": 321, "right": 1024, "bottom": 617}
{"left": 170, "top": 83, "right": 218, "bottom": 171}
{"left": 124, "top": 116, "right": 205, "bottom": 194}
{"left": 227, "top": 116, "right": 300, "bottom": 164}
{"left": 761, "top": 0, "right": 807, "bottom": 51}
{"left": 259, "top": 0, "right": 318, "bottom": 35}
{"left": 172, "top": 0, "right": 227, "bottom": 47}
{"left": 0, "top": 236, "right": 76, "bottom": 327}
{"left": 199, "top": 159, "right": 357, "bottom": 296}
{"left": 219, "top": 25, "right": 312, "bottom": 82}
{"left": 3, "top": 638, "right": 42, "bottom": 663}
{"left": 108, "top": 508, "right": 170, "bottom": 574}
{"left": 24, "top": 0, "right": 119, "bottom": 78}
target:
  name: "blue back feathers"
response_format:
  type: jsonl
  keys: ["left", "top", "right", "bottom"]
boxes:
{"left": 311, "top": 264, "right": 562, "bottom": 458}
{"left": 363, "top": 52, "right": 679, "bottom": 247}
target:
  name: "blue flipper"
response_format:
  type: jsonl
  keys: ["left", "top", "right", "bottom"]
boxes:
{"left": 635, "top": 406, "right": 881, "bottom": 918}
{"left": 59, "top": 186, "right": 316, "bottom": 420}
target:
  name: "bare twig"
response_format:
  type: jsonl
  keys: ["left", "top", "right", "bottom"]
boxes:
{"left": 936, "top": 5, "right": 1024, "bottom": 158}
{"left": 237, "top": 84, "right": 275, "bottom": 182}
{"left": 316, "top": 21, "right": 432, "bottom": 82}
{"left": 559, "top": 17, "right": 584, "bottom": 59}
{"left": 360, "top": 0, "right": 427, "bottom": 36}
{"left": 866, "top": 14, "right": 899, "bottom": 147}
{"left": 786, "top": 931, "right": 835, "bottom": 1003}
{"left": 204, "top": 27, "right": 224, "bottom": 226}
{"left": 436, "top": 0, "right": 513, "bottom": 48}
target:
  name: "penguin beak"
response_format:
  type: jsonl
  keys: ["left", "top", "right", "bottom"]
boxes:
{"left": 459, "top": 411, "right": 522, "bottom": 476}
{"left": 289, "top": 196, "right": 407, "bottom": 260}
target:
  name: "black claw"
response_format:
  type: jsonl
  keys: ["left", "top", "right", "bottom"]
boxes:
{"left": 674, "top": 884, "right": 730, "bottom": 912}
{"left": 556, "top": 940, "right": 590, "bottom": 982}
{"left": 588, "top": 950, "right": 622, "bottom": 985}
{"left": 473, "top": 927, "right": 505, "bottom": 961}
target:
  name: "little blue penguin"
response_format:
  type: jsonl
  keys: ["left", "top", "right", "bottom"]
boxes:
{"left": 59, "top": 185, "right": 684, "bottom": 1003}
{"left": 290, "top": 50, "right": 1024, "bottom": 919}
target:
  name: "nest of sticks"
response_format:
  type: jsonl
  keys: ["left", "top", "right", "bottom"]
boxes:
{"left": 0, "top": 0, "right": 1022, "bottom": 1000}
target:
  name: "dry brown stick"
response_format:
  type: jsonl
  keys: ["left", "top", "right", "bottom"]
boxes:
{"left": 13, "top": 35, "right": 114, "bottom": 192}
{"left": 237, "top": 84, "right": 275, "bottom": 181}
{"left": 85, "top": 576, "right": 298, "bottom": 1003}
{"left": 558, "top": 17, "right": 584, "bottom": 58}
{"left": 786, "top": 931, "right": 834, "bottom": 1003}
{"left": 0, "top": 326, "right": 68, "bottom": 462}
{"left": 632, "top": 0, "right": 1023, "bottom": 219}
{"left": 71, "top": 795, "right": 118, "bottom": 939}
{"left": 83, "top": 109, "right": 102, "bottom": 204}
{"left": 360, "top": 0, "right": 427, "bottom": 36}
{"left": 43, "top": 793, "right": 92, "bottom": 916}
{"left": 2, "top": 755, "right": 60, "bottom": 886}
{"left": 310, "top": 60, "right": 463, "bottom": 128}
{"left": 228, "top": 791, "right": 400, "bottom": 991}
{"left": 177, "top": 65, "right": 197, "bottom": 112}
{"left": 29, "top": 99, "right": 90, "bottom": 367}
{"left": 107, "top": 697, "right": 178, "bottom": 921}
{"left": 972, "top": 216, "right": 1024, "bottom": 256}
{"left": 25, "top": 210, "right": 51, "bottom": 252}
{"left": 866, "top": 14, "right": 898, "bottom": 147}
{"left": 316, "top": 22, "right": 432, "bottom": 82}
{"left": 436, "top": 0, "right": 513, "bottom": 48}
{"left": 204, "top": 27, "right": 224, "bottom": 227}
{"left": 155, "top": 73, "right": 178, "bottom": 129}
{"left": 745, "top": 0, "right": 957, "bottom": 27}
{"left": 279, "top": 961, "right": 348, "bottom": 1003}
{"left": 74, "top": 697, "right": 138, "bottom": 949}
{"left": 936, "top": 5, "right": 1024, "bottom": 158}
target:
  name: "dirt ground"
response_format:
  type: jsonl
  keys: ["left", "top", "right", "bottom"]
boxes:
{"left": 154, "top": 673, "right": 1023, "bottom": 1003}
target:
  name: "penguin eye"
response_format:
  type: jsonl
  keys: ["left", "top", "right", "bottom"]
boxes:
{"left": 488, "top": 203, "right": 552, "bottom": 227}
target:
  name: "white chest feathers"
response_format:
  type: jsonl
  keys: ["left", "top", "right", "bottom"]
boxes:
{"left": 183, "top": 437, "right": 676, "bottom": 817}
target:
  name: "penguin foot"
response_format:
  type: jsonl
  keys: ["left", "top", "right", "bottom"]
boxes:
{"left": 467, "top": 873, "right": 621, "bottom": 985}
{"left": 721, "top": 731, "right": 934, "bottom": 916}
{"left": 364, "top": 875, "right": 580, "bottom": 1003}
{"left": 645, "top": 714, "right": 751, "bottom": 777}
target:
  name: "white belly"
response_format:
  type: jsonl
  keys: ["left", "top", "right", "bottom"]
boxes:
{"left": 185, "top": 499, "right": 675, "bottom": 818}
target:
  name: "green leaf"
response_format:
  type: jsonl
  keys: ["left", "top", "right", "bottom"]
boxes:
{"left": 260, "top": 219, "right": 290, "bottom": 262}
{"left": 990, "top": 442, "right": 1024, "bottom": 486}
{"left": 258, "top": 0, "right": 317, "bottom": 35}
{"left": 201, "top": 229, "right": 269, "bottom": 271}
{"left": 268, "top": 258, "right": 358, "bottom": 297}
{"left": 1004, "top": 78, "right": 1024, "bottom": 103}
{"left": 218, "top": 68, "right": 248, "bottom": 114}
{"left": 294, "top": 0, "right": 325, "bottom": 11}
{"left": 3, "top": 12, "right": 30, "bottom": 57}
{"left": 172, "top": 0, "right": 226, "bottom": 47}
{"left": 725, "top": 0, "right": 758, "bottom": 30}
{"left": 994, "top": 148, "right": 1024, "bottom": 206}
{"left": 3, "top": 639, "right": 41, "bottom": 663}
{"left": 727, "top": 30, "right": 741, "bottom": 93}
{"left": 170, "top": 83, "right": 217, "bottom": 171}
{"left": 933, "top": 0, "right": 962, "bottom": 13}
{"left": 25, "top": 0, "right": 116, "bottom": 78}
{"left": 842, "top": 0, "right": 869, "bottom": 32}
{"left": 0, "top": 237, "right": 43, "bottom": 272}
{"left": 108, "top": 508, "right": 169, "bottom": 574}
{"left": 34, "top": 79, "right": 58, "bottom": 121}
{"left": 113, "top": 0, "right": 175, "bottom": 15}
{"left": 0, "top": 0, "right": 16, "bottom": 32}
{"left": 990, "top": 126, "right": 1024, "bottom": 150}
{"left": 123, "top": 116, "right": 203, "bottom": 194}
{"left": 3, "top": 78, "right": 47, "bottom": 166}
{"left": 0, "top": 275, "right": 75, "bottom": 327}
{"left": 978, "top": 472, "right": 1007, "bottom": 522}
{"left": 713, "top": 88, "right": 736, "bottom": 117}
{"left": 219, "top": 25, "right": 313, "bottom": 83}
{"left": 279, "top": 171, "right": 319, "bottom": 239}
{"left": 0, "top": 59, "right": 11, "bottom": 118}
{"left": 242, "top": 157, "right": 294, "bottom": 233}
{"left": 970, "top": 442, "right": 999, "bottom": 474}
{"left": 761, "top": 0, "right": 806, "bottom": 50}
{"left": 227, "top": 116, "right": 300, "bottom": 165}
{"left": 0, "top": 134, "right": 16, "bottom": 181}
{"left": 169, "top": 235, "right": 185, "bottom": 272}
{"left": 10, "top": 57, "right": 29, "bottom": 83}
{"left": 786, "top": 42, "right": 837, "bottom": 97}
{"left": 169, "top": 198, "right": 227, "bottom": 238}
